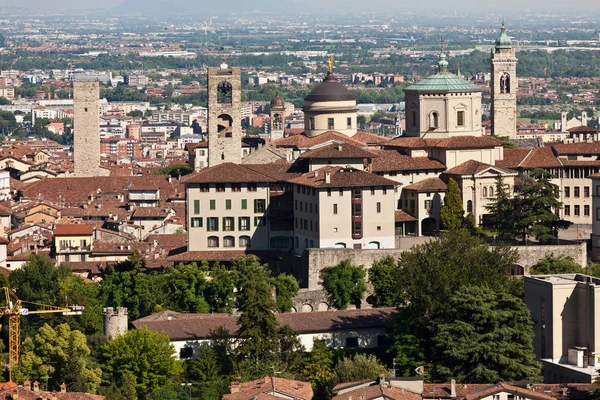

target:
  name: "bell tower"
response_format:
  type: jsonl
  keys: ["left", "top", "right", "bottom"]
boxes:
{"left": 269, "top": 93, "right": 286, "bottom": 141}
{"left": 491, "top": 22, "right": 518, "bottom": 138}
{"left": 207, "top": 60, "right": 242, "bottom": 167}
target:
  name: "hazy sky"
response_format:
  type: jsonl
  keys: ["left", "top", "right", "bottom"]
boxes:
{"left": 0, "top": 0, "right": 599, "bottom": 12}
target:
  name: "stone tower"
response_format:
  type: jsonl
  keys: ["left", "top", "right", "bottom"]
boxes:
{"left": 491, "top": 22, "right": 518, "bottom": 138}
{"left": 269, "top": 93, "right": 286, "bottom": 141}
{"left": 73, "top": 80, "right": 100, "bottom": 177}
{"left": 103, "top": 306, "right": 128, "bottom": 339}
{"left": 207, "top": 62, "right": 242, "bottom": 167}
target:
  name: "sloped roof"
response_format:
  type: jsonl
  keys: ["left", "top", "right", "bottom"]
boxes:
{"left": 224, "top": 376, "right": 313, "bottom": 400}
{"left": 395, "top": 210, "right": 417, "bottom": 222}
{"left": 289, "top": 166, "right": 397, "bottom": 188}
{"left": 272, "top": 131, "right": 366, "bottom": 149}
{"left": 552, "top": 142, "right": 600, "bottom": 155}
{"left": 404, "top": 72, "right": 482, "bottom": 93}
{"left": 53, "top": 224, "right": 94, "bottom": 236}
{"left": 404, "top": 177, "right": 447, "bottom": 192}
{"left": 371, "top": 150, "right": 445, "bottom": 172}
{"left": 182, "top": 163, "right": 275, "bottom": 184}
{"left": 567, "top": 125, "right": 598, "bottom": 134}
{"left": 352, "top": 131, "right": 391, "bottom": 145}
{"left": 445, "top": 159, "right": 513, "bottom": 176}
{"left": 299, "top": 142, "right": 377, "bottom": 159}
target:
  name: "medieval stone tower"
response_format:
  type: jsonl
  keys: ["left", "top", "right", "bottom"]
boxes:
{"left": 269, "top": 93, "right": 286, "bottom": 141}
{"left": 74, "top": 80, "right": 101, "bottom": 176}
{"left": 103, "top": 306, "right": 128, "bottom": 339}
{"left": 207, "top": 62, "right": 242, "bottom": 167}
{"left": 491, "top": 22, "right": 518, "bottom": 138}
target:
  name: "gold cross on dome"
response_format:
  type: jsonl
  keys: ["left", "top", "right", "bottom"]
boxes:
{"left": 440, "top": 38, "right": 444, "bottom": 52}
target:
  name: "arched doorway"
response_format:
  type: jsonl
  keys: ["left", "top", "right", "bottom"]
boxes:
{"left": 421, "top": 218, "right": 437, "bottom": 236}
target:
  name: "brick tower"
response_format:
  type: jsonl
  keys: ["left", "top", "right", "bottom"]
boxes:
{"left": 269, "top": 92, "right": 286, "bottom": 141}
{"left": 207, "top": 61, "right": 242, "bottom": 167}
{"left": 491, "top": 22, "right": 518, "bottom": 138}
{"left": 74, "top": 80, "right": 100, "bottom": 176}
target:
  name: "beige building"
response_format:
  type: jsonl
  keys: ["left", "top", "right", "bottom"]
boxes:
{"left": 490, "top": 23, "right": 518, "bottom": 138}
{"left": 524, "top": 274, "right": 600, "bottom": 383}
{"left": 0, "top": 86, "right": 15, "bottom": 100}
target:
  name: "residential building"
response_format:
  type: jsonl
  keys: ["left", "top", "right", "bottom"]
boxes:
{"left": 225, "top": 376, "right": 313, "bottom": 400}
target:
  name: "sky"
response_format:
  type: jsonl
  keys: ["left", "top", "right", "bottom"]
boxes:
{"left": 0, "top": 0, "right": 598, "bottom": 12}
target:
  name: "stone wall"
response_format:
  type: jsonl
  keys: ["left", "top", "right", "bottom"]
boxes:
{"left": 73, "top": 81, "right": 100, "bottom": 177}
{"left": 103, "top": 306, "right": 128, "bottom": 339}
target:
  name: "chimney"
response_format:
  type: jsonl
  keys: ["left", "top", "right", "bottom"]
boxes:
{"left": 168, "top": 175, "right": 172, "bottom": 183}
{"left": 33, "top": 381, "right": 40, "bottom": 393}
{"left": 337, "top": 145, "right": 343, "bottom": 151}
{"left": 11, "top": 389, "right": 18, "bottom": 399}
{"left": 451, "top": 379, "right": 456, "bottom": 398}
{"left": 24, "top": 380, "right": 31, "bottom": 390}
{"left": 314, "top": 171, "right": 319, "bottom": 177}
{"left": 229, "top": 377, "right": 242, "bottom": 394}
{"left": 379, "top": 373, "right": 386, "bottom": 388}
{"left": 60, "top": 383, "right": 67, "bottom": 393}
{"left": 324, "top": 171, "right": 331, "bottom": 184}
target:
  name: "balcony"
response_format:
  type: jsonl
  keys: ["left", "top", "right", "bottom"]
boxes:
{"left": 57, "top": 244, "right": 92, "bottom": 253}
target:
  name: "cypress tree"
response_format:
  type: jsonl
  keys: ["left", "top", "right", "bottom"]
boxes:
{"left": 440, "top": 178, "right": 464, "bottom": 230}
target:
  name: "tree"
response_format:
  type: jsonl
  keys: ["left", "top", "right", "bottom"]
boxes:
{"left": 101, "top": 327, "right": 182, "bottom": 399}
{"left": 485, "top": 176, "right": 517, "bottom": 239}
{"left": 127, "top": 110, "right": 143, "bottom": 117}
{"left": 369, "top": 256, "right": 399, "bottom": 307}
{"left": 531, "top": 255, "right": 584, "bottom": 274}
{"left": 163, "top": 262, "right": 210, "bottom": 313}
{"left": 18, "top": 323, "right": 102, "bottom": 393}
{"left": 321, "top": 259, "right": 367, "bottom": 310}
{"left": 335, "top": 354, "right": 388, "bottom": 385}
{"left": 207, "top": 263, "right": 235, "bottom": 313}
{"left": 184, "top": 344, "right": 228, "bottom": 400}
{"left": 516, "top": 168, "right": 571, "bottom": 243}
{"left": 440, "top": 178, "right": 464, "bottom": 230}
{"left": 431, "top": 285, "right": 541, "bottom": 383}
{"left": 156, "top": 163, "right": 193, "bottom": 177}
{"left": 302, "top": 340, "right": 335, "bottom": 399}
{"left": 0, "top": 97, "right": 11, "bottom": 105}
{"left": 272, "top": 273, "right": 299, "bottom": 313}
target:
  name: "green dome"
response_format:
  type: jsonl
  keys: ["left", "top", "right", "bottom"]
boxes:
{"left": 404, "top": 52, "right": 482, "bottom": 93}
{"left": 495, "top": 22, "right": 512, "bottom": 49}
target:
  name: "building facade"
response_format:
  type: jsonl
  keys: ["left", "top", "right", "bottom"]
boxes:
{"left": 490, "top": 23, "right": 518, "bottom": 138}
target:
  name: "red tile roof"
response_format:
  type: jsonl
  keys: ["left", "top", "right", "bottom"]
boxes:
{"left": 224, "top": 376, "right": 313, "bottom": 400}
{"left": 182, "top": 163, "right": 276, "bottom": 184}
{"left": 371, "top": 150, "right": 445, "bottom": 172}
{"left": 464, "top": 383, "right": 556, "bottom": 400}
{"left": 552, "top": 142, "right": 600, "bottom": 155}
{"left": 53, "top": 224, "right": 94, "bottom": 236}
{"left": 395, "top": 210, "right": 417, "bottom": 222}
{"left": 385, "top": 136, "right": 504, "bottom": 150}
{"left": 299, "top": 142, "right": 377, "bottom": 159}
{"left": 404, "top": 177, "right": 447, "bottom": 192}
{"left": 352, "top": 131, "right": 391, "bottom": 145}
{"left": 334, "top": 383, "right": 422, "bottom": 400}
{"left": 495, "top": 148, "right": 531, "bottom": 169}
{"left": 289, "top": 166, "right": 397, "bottom": 188}
{"left": 272, "top": 131, "right": 366, "bottom": 149}
{"left": 567, "top": 126, "right": 598, "bottom": 134}
{"left": 445, "top": 160, "right": 513, "bottom": 176}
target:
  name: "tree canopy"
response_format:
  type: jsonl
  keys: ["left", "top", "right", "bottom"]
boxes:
{"left": 440, "top": 178, "right": 464, "bottom": 231}
{"left": 321, "top": 259, "right": 367, "bottom": 310}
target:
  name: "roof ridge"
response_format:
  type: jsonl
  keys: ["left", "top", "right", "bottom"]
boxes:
{"left": 517, "top": 149, "right": 534, "bottom": 168}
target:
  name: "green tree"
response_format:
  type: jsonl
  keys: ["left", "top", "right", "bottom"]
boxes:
{"left": 335, "top": 354, "right": 387, "bottom": 385}
{"left": 18, "top": 323, "right": 102, "bottom": 393}
{"left": 0, "top": 97, "right": 10, "bottom": 105}
{"left": 207, "top": 263, "right": 235, "bottom": 313}
{"left": 369, "top": 256, "right": 399, "bottom": 307}
{"left": 272, "top": 273, "right": 299, "bottom": 313}
{"left": 183, "top": 344, "right": 228, "bottom": 400}
{"left": 164, "top": 262, "right": 210, "bottom": 313}
{"left": 321, "top": 259, "right": 367, "bottom": 310}
{"left": 156, "top": 163, "right": 193, "bottom": 177}
{"left": 431, "top": 285, "right": 541, "bottom": 383}
{"left": 440, "top": 178, "right": 464, "bottom": 230}
{"left": 101, "top": 327, "right": 182, "bottom": 399}
{"left": 302, "top": 340, "right": 335, "bottom": 400}
{"left": 516, "top": 168, "right": 571, "bottom": 243}
{"left": 485, "top": 176, "right": 517, "bottom": 239}
{"left": 127, "top": 110, "right": 143, "bottom": 117}
{"left": 531, "top": 255, "right": 584, "bottom": 274}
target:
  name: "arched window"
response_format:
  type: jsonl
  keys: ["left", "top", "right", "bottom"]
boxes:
{"left": 430, "top": 112, "right": 439, "bottom": 129}
{"left": 334, "top": 242, "right": 346, "bottom": 248}
{"left": 207, "top": 236, "right": 219, "bottom": 248}
{"left": 273, "top": 113, "right": 283, "bottom": 130}
{"left": 483, "top": 187, "right": 488, "bottom": 197}
{"left": 489, "top": 186, "right": 494, "bottom": 197}
{"left": 217, "top": 114, "right": 233, "bottom": 137}
{"left": 500, "top": 73, "right": 511, "bottom": 94}
{"left": 223, "top": 236, "right": 235, "bottom": 248}
{"left": 239, "top": 236, "right": 251, "bottom": 247}
{"left": 217, "top": 81, "right": 232, "bottom": 103}
{"left": 467, "top": 200, "right": 473, "bottom": 213}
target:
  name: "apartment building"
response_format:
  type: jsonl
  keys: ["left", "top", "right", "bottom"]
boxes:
{"left": 0, "top": 86, "right": 15, "bottom": 100}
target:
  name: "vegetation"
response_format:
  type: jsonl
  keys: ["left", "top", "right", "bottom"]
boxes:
{"left": 531, "top": 255, "right": 584, "bottom": 274}
{"left": 440, "top": 178, "right": 464, "bottom": 230}
{"left": 321, "top": 259, "right": 367, "bottom": 310}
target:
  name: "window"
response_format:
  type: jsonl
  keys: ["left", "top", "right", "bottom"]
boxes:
{"left": 225, "top": 199, "right": 231, "bottom": 210}
{"left": 309, "top": 117, "right": 315, "bottom": 130}
{"left": 377, "top": 202, "right": 381, "bottom": 213}
{"left": 199, "top": 184, "right": 209, "bottom": 192}
{"left": 565, "top": 186, "right": 570, "bottom": 198}
{"left": 457, "top": 110, "right": 465, "bottom": 126}
{"left": 424, "top": 200, "right": 431, "bottom": 210}
{"left": 333, "top": 204, "right": 338, "bottom": 214}
{"left": 223, "top": 217, "right": 234, "bottom": 231}
{"left": 597, "top": 207, "right": 600, "bottom": 221}
{"left": 207, "top": 236, "right": 219, "bottom": 248}
{"left": 300, "top": 202, "right": 303, "bottom": 212}
{"left": 575, "top": 205, "right": 580, "bottom": 216}
{"left": 241, "top": 199, "right": 247, "bottom": 209}
{"left": 180, "top": 346, "right": 193, "bottom": 359}
{"left": 339, "top": 188, "right": 343, "bottom": 196}
{"left": 347, "top": 117, "right": 352, "bottom": 129}
{"left": 585, "top": 186, "right": 590, "bottom": 197}
{"left": 564, "top": 205, "right": 570, "bottom": 216}
{"left": 217, "top": 81, "right": 232, "bottom": 103}
{"left": 352, "top": 188, "right": 361, "bottom": 199}
{"left": 216, "top": 183, "right": 225, "bottom": 192}
{"left": 254, "top": 199, "right": 266, "bottom": 213}
{"left": 430, "top": 112, "right": 439, "bottom": 129}
{"left": 193, "top": 200, "right": 200, "bottom": 214}
{"left": 327, "top": 118, "right": 334, "bottom": 130}
{"left": 383, "top": 188, "right": 387, "bottom": 195}
{"left": 239, "top": 217, "right": 250, "bottom": 231}
{"left": 585, "top": 205, "right": 590, "bottom": 216}
{"left": 191, "top": 217, "right": 202, "bottom": 228}
{"left": 353, "top": 203, "right": 362, "bottom": 217}
{"left": 254, "top": 216, "right": 266, "bottom": 226}
{"left": 483, "top": 187, "right": 488, "bottom": 197}
{"left": 231, "top": 183, "right": 241, "bottom": 192}
{"left": 371, "top": 187, "right": 375, "bottom": 195}
{"left": 353, "top": 221, "right": 362, "bottom": 236}
{"left": 271, "top": 236, "right": 290, "bottom": 248}
{"left": 411, "top": 111, "right": 416, "bottom": 127}
{"left": 208, "top": 217, "right": 219, "bottom": 231}
{"left": 345, "top": 337, "right": 359, "bottom": 348}
{"left": 209, "top": 199, "right": 216, "bottom": 210}
{"left": 327, "top": 188, "right": 331, "bottom": 197}
{"left": 467, "top": 200, "right": 473, "bottom": 213}
{"left": 575, "top": 186, "right": 580, "bottom": 198}
{"left": 247, "top": 183, "right": 257, "bottom": 192}
{"left": 239, "top": 236, "right": 251, "bottom": 247}
{"left": 223, "top": 236, "right": 235, "bottom": 248}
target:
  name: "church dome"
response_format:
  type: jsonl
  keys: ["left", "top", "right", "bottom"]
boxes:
{"left": 270, "top": 92, "right": 285, "bottom": 109}
{"left": 304, "top": 72, "right": 356, "bottom": 102}
{"left": 495, "top": 22, "right": 512, "bottom": 49}
{"left": 403, "top": 52, "right": 482, "bottom": 93}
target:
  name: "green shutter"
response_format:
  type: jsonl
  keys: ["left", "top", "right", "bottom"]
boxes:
{"left": 241, "top": 199, "right": 247, "bottom": 209}
{"left": 194, "top": 200, "right": 200, "bottom": 214}
{"left": 226, "top": 199, "right": 231, "bottom": 210}
{"left": 210, "top": 199, "right": 216, "bottom": 210}
{"left": 254, "top": 199, "right": 258, "bottom": 213}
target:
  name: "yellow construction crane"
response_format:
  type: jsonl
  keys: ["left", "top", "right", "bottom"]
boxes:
{"left": 0, "top": 287, "right": 83, "bottom": 382}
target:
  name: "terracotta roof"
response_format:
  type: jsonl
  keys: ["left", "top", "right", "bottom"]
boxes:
{"left": 333, "top": 383, "right": 422, "bottom": 400}
{"left": 385, "top": 137, "right": 429, "bottom": 148}
{"left": 272, "top": 131, "right": 366, "bottom": 149}
{"left": 0, "top": 387, "right": 104, "bottom": 400}
{"left": 352, "top": 131, "right": 391, "bottom": 145}
{"left": 464, "top": 383, "right": 556, "bottom": 400}
{"left": 132, "top": 307, "right": 395, "bottom": 340}
{"left": 519, "top": 147, "right": 563, "bottom": 168}
{"left": 371, "top": 150, "right": 445, "bottom": 172}
{"left": 551, "top": 142, "right": 600, "bottom": 155}
{"left": 404, "top": 178, "right": 447, "bottom": 192}
{"left": 168, "top": 250, "right": 276, "bottom": 262}
{"left": 567, "top": 126, "right": 598, "bottom": 134}
{"left": 395, "top": 210, "right": 417, "bottom": 222}
{"left": 289, "top": 166, "right": 397, "bottom": 188}
{"left": 242, "top": 163, "right": 305, "bottom": 181}
{"left": 224, "top": 376, "right": 313, "bottom": 400}
{"left": 445, "top": 160, "right": 513, "bottom": 176}
{"left": 299, "top": 142, "right": 377, "bottom": 159}
{"left": 182, "top": 163, "right": 275, "bottom": 184}
{"left": 423, "top": 384, "right": 491, "bottom": 399}
{"left": 53, "top": 224, "right": 94, "bottom": 236}
{"left": 428, "top": 136, "right": 504, "bottom": 149}
{"left": 529, "top": 384, "right": 597, "bottom": 400}
{"left": 495, "top": 148, "right": 531, "bottom": 169}
{"left": 131, "top": 208, "right": 169, "bottom": 219}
